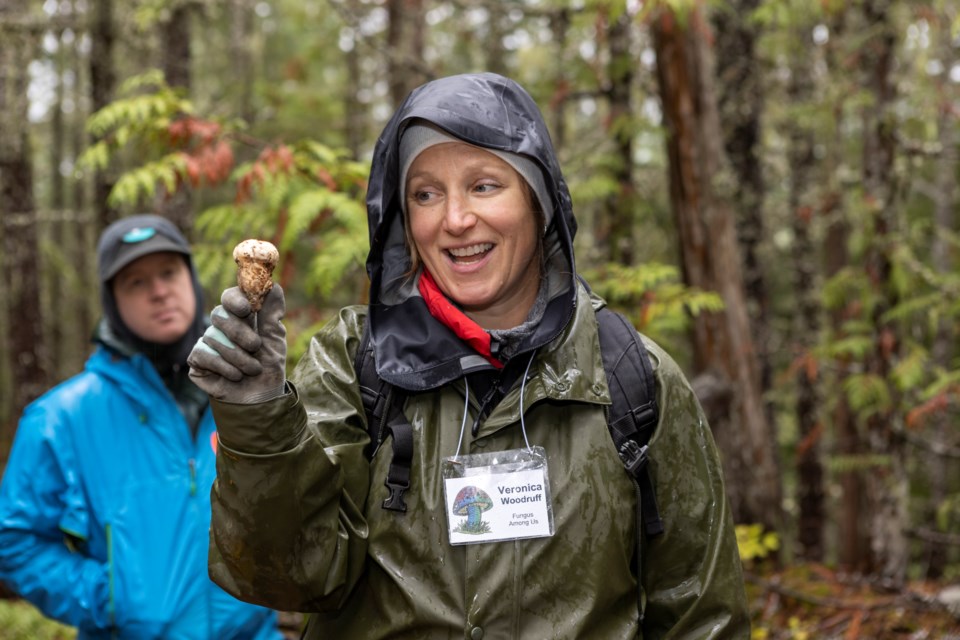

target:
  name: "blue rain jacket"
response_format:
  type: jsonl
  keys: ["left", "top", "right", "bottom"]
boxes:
{"left": 0, "top": 343, "right": 282, "bottom": 640}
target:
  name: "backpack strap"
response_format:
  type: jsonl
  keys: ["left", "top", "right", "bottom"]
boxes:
{"left": 596, "top": 307, "right": 664, "bottom": 628}
{"left": 355, "top": 321, "right": 412, "bottom": 512}
{"left": 354, "top": 309, "right": 665, "bottom": 532}
{"left": 596, "top": 307, "right": 664, "bottom": 538}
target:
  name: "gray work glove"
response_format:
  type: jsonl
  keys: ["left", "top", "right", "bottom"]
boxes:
{"left": 187, "top": 284, "right": 287, "bottom": 404}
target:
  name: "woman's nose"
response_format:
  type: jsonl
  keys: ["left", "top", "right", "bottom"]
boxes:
{"left": 442, "top": 192, "right": 477, "bottom": 234}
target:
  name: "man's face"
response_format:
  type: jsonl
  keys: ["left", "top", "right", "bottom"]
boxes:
{"left": 112, "top": 252, "right": 196, "bottom": 344}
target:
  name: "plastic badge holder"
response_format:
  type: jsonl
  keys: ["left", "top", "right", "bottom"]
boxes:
{"left": 442, "top": 445, "right": 555, "bottom": 545}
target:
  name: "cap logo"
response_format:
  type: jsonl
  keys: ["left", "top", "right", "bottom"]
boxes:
{"left": 122, "top": 227, "right": 157, "bottom": 243}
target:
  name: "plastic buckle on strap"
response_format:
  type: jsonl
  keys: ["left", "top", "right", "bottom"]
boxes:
{"left": 618, "top": 440, "right": 649, "bottom": 479}
{"left": 631, "top": 402, "right": 657, "bottom": 429}
{"left": 382, "top": 479, "right": 409, "bottom": 512}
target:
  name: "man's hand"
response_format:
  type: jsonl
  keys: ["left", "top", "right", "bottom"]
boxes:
{"left": 187, "top": 284, "right": 287, "bottom": 404}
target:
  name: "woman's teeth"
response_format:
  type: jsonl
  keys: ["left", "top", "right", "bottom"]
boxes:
{"left": 448, "top": 243, "right": 493, "bottom": 262}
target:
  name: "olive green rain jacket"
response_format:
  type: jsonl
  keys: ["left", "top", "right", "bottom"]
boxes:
{"left": 207, "top": 72, "right": 750, "bottom": 639}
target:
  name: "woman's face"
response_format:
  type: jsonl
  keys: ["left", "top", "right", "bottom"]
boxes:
{"left": 406, "top": 142, "right": 541, "bottom": 330}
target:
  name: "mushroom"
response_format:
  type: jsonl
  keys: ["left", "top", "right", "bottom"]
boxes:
{"left": 452, "top": 486, "right": 493, "bottom": 532}
{"left": 233, "top": 239, "right": 279, "bottom": 312}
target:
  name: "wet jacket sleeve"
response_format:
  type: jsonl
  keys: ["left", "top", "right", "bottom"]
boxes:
{"left": 640, "top": 340, "right": 751, "bottom": 639}
{"left": 0, "top": 403, "right": 113, "bottom": 631}
{"left": 208, "top": 307, "right": 371, "bottom": 612}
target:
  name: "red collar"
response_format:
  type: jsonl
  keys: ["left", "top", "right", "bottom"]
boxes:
{"left": 418, "top": 270, "right": 504, "bottom": 369}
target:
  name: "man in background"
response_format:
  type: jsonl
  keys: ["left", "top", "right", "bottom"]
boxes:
{"left": 0, "top": 214, "right": 282, "bottom": 639}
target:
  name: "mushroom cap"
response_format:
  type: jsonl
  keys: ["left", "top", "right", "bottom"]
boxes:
{"left": 233, "top": 239, "right": 279, "bottom": 267}
{"left": 452, "top": 486, "right": 493, "bottom": 515}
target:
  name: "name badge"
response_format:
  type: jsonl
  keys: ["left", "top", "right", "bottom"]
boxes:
{"left": 442, "top": 446, "right": 555, "bottom": 545}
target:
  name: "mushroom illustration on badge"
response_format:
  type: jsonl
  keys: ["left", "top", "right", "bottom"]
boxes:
{"left": 452, "top": 486, "right": 493, "bottom": 535}
{"left": 442, "top": 446, "right": 555, "bottom": 545}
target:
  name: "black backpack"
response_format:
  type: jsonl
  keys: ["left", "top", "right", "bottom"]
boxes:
{"left": 353, "top": 307, "right": 664, "bottom": 540}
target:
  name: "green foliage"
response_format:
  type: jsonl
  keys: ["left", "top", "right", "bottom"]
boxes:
{"left": 827, "top": 454, "right": 892, "bottom": 474}
{"left": 583, "top": 262, "right": 724, "bottom": 349}
{"left": 193, "top": 140, "right": 369, "bottom": 303}
{"left": 935, "top": 493, "right": 960, "bottom": 533}
{"left": 842, "top": 373, "right": 892, "bottom": 418}
{"left": 736, "top": 523, "right": 780, "bottom": 562}
{"left": 79, "top": 71, "right": 193, "bottom": 174}
{"left": 822, "top": 334, "right": 874, "bottom": 361}
{"left": 921, "top": 369, "right": 960, "bottom": 400}
{"left": 108, "top": 153, "right": 187, "bottom": 208}
{"left": 890, "top": 345, "right": 928, "bottom": 393}
{"left": 0, "top": 600, "right": 76, "bottom": 640}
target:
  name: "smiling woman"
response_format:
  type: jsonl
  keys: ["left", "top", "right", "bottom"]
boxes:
{"left": 189, "top": 72, "right": 750, "bottom": 640}
{"left": 404, "top": 137, "right": 543, "bottom": 329}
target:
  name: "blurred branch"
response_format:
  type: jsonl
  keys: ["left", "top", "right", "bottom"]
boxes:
{"left": 903, "top": 430, "right": 960, "bottom": 459}
{"left": 906, "top": 527, "right": 960, "bottom": 546}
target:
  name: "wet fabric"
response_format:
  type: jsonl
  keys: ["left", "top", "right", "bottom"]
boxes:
{"left": 206, "top": 72, "right": 750, "bottom": 639}
{"left": 364, "top": 72, "right": 577, "bottom": 391}
{"left": 418, "top": 269, "right": 503, "bottom": 369}
{"left": 209, "top": 295, "right": 749, "bottom": 638}
{"left": 0, "top": 343, "right": 281, "bottom": 639}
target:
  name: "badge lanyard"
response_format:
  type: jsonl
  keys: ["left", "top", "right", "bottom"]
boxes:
{"left": 442, "top": 351, "right": 555, "bottom": 545}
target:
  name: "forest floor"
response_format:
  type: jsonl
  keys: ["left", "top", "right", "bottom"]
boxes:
{"left": 1, "top": 564, "right": 960, "bottom": 638}
{"left": 747, "top": 563, "right": 960, "bottom": 639}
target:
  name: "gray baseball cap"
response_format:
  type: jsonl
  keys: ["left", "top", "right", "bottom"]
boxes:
{"left": 97, "top": 214, "right": 192, "bottom": 282}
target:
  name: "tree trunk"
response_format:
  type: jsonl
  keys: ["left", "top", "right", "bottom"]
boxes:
{"left": 786, "top": 30, "right": 824, "bottom": 562}
{"left": 483, "top": 4, "right": 508, "bottom": 76}
{"left": 386, "top": 0, "right": 426, "bottom": 106}
{"left": 0, "top": 9, "right": 47, "bottom": 445}
{"left": 819, "top": 5, "right": 869, "bottom": 572}
{"left": 547, "top": 9, "right": 570, "bottom": 149}
{"left": 651, "top": 3, "right": 781, "bottom": 531}
{"left": 712, "top": 0, "right": 773, "bottom": 425}
{"left": 345, "top": 16, "right": 364, "bottom": 160}
{"left": 71, "top": 0, "right": 94, "bottom": 361}
{"left": 859, "top": 0, "right": 907, "bottom": 587}
{"left": 90, "top": 0, "right": 117, "bottom": 229}
{"left": 924, "top": 27, "right": 956, "bottom": 579}
{"left": 50, "top": 27, "right": 67, "bottom": 368}
{"left": 230, "top": 0, "right": 255, "bottom": 125}
{"left": 158, "top": 4, "right": 193, "bottom": 231}
{"left": 600, "top": 8, "right": 636, "bottom": 265}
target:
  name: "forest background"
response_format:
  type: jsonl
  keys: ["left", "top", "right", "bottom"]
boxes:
{"left": 1, "top": 0, "right": 960, "bottom": 637}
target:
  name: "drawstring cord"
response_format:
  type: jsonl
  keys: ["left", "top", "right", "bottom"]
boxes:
{"left": 454, "top": 378, "right": 471, "bottom": 457}
{"left": 519, "top": 349, "right": 538, "bottom": 452}
{"left": 455, "top": 348, "right": 538, "bottom": 456}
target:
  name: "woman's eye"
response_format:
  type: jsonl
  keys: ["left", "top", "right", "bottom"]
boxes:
{"left": 412, "top": 189, "right": 435, "bottom": 203}
{"left": 474, "top": 182, "right": 500, "bottom": 194}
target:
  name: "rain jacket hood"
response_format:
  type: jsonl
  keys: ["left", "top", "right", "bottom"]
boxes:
{"left": 365, "top": 72, "right": 578, "bottom": 391}
{"left": 203, "top": 72, "right": 750, "bottom": 639}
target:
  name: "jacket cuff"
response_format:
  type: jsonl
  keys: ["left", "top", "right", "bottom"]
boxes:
{"left": 211, "top": 383, "right": 306, "bottom": 454}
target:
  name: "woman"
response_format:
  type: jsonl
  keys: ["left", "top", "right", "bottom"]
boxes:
{"left": 188, "top": 72, "right": 750, "bottom": 638}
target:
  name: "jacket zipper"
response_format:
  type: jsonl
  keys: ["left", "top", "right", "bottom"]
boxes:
{"left": 188, "top": 458, "right": 197, "bottom": 496}
{"left": 106, "top": 522, "right": 117, "bottom": 638}
{"left": 186, "top": 455, "right": 212, "bottom": 636}
{"left": 471, "top": 375, "right": 503, "bottom": 437}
